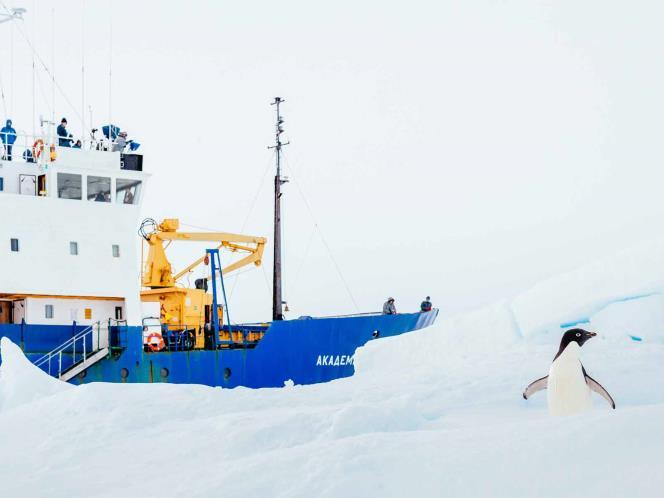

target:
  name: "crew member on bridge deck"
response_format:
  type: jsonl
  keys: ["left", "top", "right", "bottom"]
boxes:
{"left": 112, "top": 131, "right": 128, "bottom": 152}
{"left": 0, "top": 119, "right": 16, "bottom": 160}
{"left": 57, "top": 117, "right": 73, "bottom": 147}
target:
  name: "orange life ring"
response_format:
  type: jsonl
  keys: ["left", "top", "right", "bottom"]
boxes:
{"left": 32, "top": 139, "right": 44, "bottom": 159}
{"left": 146, "top": 333, "right": 165, "bottom": 352}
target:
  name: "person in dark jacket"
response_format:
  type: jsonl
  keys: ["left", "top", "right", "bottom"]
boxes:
{"left": 0, "top": 119, "right": 17, "bottom": 160}
{"left": 420, "top": 296, "right": 433, "bottom": 312}
{"left": 23, "top": 148, "right": 35, "bottom": 163}
{"left": 57, "top": 118, "right": 73, "bottom": 147}
{"left": 382, "top": 297, "right": 397, "bottom": 315}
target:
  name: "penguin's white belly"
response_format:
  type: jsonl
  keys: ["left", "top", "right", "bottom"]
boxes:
{"left": 547, "top": 343, "right": 591, "bottom": 416}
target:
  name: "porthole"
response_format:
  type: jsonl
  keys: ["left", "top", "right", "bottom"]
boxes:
{"left": 120, "top": 367, "right": 129, "bottom": 379}
{"left": 160, "top": 367, "right": 169, "bottom": 379}
{"left": 223, "top": 367, "right": 231, "bottom": 380}
{"left": 372, "top": 330, "right": 380, "bottom": 339}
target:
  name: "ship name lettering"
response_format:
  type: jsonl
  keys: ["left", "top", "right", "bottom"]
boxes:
{"left": 315, "top": 354, "right": 354, "bottom": 367}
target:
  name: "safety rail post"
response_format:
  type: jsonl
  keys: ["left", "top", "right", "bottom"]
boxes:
{"left": 207, "top": 249, "right": 220, "bottom": 349}
{"left": 207, "top": 248, "right": 235, "bottom": 346}
{"left": 58, "top": 351, "right": 62, "bottom": 377}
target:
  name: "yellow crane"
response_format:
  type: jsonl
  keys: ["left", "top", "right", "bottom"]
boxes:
{"left": 140, "top": 218, "right": 266, "bottom": 349}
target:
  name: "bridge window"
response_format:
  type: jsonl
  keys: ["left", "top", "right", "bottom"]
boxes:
{"left": 70, "top": 241, "right": 78, "bottom": 255}
{"left": 57, "top": 173, "right": 82, "bottom": 200}
{"left": 45, "top": 304, "right": 54, "bottom": 319}
{"left": 116, "top": 178, "right": 141, "bottom": 205}
{"left": 10, "top": 238, "right": 18, "bottom": 252}
{"left": 112, "top": 244, "right": 120, "bottom": 257}
{"left": 87, "top": 175, "right": 111, "bottom": 202}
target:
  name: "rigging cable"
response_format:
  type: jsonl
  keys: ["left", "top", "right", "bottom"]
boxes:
{"left": 9, "top": 13, "right": 12, "bottom": 116}
{"left": 0, "top": 1, "right": 84, "bottom": 123}
{"left": 108, "top": 0, "right": 112, "bottom": 133}
{"left": 0, "top": 64, "right": 7, "bottom": 118}
{"left": 232, "top": 150, "right": 277, "bottom": 300}
{"left": 181, "top": 150, "right": 276, "bottom": 301}
{"left": 31, "top": 0, "right": 34, "bottom": 136}
{"left": 81, "top": 0, "right": 85, "bottom": 142}
{"left": 290, "top": 224, "right": 317, "bottom": 295}
{"left": 281, "top": 149, "right": 360, "bottom": 313}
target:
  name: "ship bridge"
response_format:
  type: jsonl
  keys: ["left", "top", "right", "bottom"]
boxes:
{"left": 0, "top": 133, "right": 149, "bottom": 332}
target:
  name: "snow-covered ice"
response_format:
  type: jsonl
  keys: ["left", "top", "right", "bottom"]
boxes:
{"left": 2, "top": 240, "right": 664, "bottom": 497}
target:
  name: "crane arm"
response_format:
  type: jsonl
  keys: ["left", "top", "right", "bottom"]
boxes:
{"left": 142, "top": 218, "right": 266, "bottom": 289}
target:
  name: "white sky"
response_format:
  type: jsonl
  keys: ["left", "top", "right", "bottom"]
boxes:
{"left": 1, "top": 1, "right": 663, "bottom": 322}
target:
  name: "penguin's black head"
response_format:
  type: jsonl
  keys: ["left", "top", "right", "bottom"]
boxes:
{"left": 561, "top": 328, "right": 596, "bottom": 348}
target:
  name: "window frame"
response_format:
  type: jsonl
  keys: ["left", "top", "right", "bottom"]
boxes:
{"left": 57, "top": 172, "right": 83, "bottom": 200}
{"left": 69, "top": 241, "right": 79, "bottom": 255}
{"left": 45, "top": 304, "right": 54, "bottom": 319}
{"left": 115, "top": 178, "right": 142, "bottom": 205}
{"left": 87, "top": 175, "right": 112, "bottom": 203}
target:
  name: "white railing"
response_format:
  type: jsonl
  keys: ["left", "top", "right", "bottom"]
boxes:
{"left": 33, "top": 321, "right": 108, "bottom": 378}
{"left": 0, "top": 130, "right": 139, "bottom": 164}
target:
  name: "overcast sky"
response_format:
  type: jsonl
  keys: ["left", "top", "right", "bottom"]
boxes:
{"left": 2, "top": 1, "right": 664, "bottom": 322}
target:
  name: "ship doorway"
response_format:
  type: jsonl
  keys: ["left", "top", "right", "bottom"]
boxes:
{"left": 12, "top": 300, "right": 25, "bottom": 324}
{"left": 0, "top": 301, "right": 11, "bottom": 324}
{"left": 38, "top": 174, "right": 47, "bottom": 196}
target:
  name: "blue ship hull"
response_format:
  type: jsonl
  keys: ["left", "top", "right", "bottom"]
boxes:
{"left": 0, "top": 310, "right": 438, "bottom": 388}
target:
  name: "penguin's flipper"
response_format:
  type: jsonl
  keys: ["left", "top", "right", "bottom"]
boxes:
{"left": 585, "top": 374, "right": 616, "bottom": 409}
{"left": 523, "top": 376, "right": 548, "bottom": 400}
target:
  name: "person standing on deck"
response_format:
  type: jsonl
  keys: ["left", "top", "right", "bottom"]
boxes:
{"left": 0, "top": 119, "right": 17, "bottom": 161}
{"left": 383, "top": 297, "right": 397, "bottom": 315}
{"left": 57, "top": 118, "right": 73, "bottom": 147}
{"left": 420, "top": 296, "right": 433, "bottom": 312}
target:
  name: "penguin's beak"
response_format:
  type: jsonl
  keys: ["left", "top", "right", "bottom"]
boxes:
{"left": 587, "top": 332, "right": 597, "bottom": 338}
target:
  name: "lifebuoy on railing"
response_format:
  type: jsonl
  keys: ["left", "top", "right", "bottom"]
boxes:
{"left": 146, "top": 333, "right": 165, "bottom": 352}
{"left": 32, "top": 139, "right": 44, "bottom": 160}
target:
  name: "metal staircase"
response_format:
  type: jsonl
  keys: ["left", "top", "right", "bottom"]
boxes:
{"left": 33, "top": 321, "right": 110, "bottom": 381}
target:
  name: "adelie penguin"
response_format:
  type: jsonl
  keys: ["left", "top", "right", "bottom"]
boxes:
{"left": 523, "top": 328, "right": 615, "bottom": 416}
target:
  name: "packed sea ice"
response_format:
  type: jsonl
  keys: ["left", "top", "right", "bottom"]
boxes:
{"left": 1, "top": 238, "right": 664, "bottom": 497}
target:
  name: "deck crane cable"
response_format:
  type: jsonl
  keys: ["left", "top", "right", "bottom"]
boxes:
{"left": 0, "top": 1, "right": 84, "bottom": 123}
{"left": 281, "top": 149, "right": 360, "bottom": 313}
{"left": 179, "top": 151, "right": 275, "bottom": 300}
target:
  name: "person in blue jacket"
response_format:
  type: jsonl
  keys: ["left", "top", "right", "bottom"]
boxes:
{"left": 57, "top": 117, "right": 73, "bottom": 147}
{"left": 0, "top": 119, "right": 17, "bottom": 161}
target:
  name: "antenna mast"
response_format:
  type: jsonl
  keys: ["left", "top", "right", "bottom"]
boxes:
{"left": 268, "top": 97, "right": 289, "bottom": 321}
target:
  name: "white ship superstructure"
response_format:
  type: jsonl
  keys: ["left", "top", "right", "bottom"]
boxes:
{"left": 0, "top": 141, "right": 148, "bottom": 327}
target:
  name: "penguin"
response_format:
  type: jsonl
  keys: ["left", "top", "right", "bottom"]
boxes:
{"left": 523, "top": 328, "right": 615, "bottom": 416}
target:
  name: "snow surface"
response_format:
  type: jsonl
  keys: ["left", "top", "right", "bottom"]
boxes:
{"left": 2, "top": 240, "right": 664, "bottom": 497}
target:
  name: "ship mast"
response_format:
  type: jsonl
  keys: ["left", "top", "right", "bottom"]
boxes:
{"left": 269, "top": 97, "right": 288, "bottom": 321}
